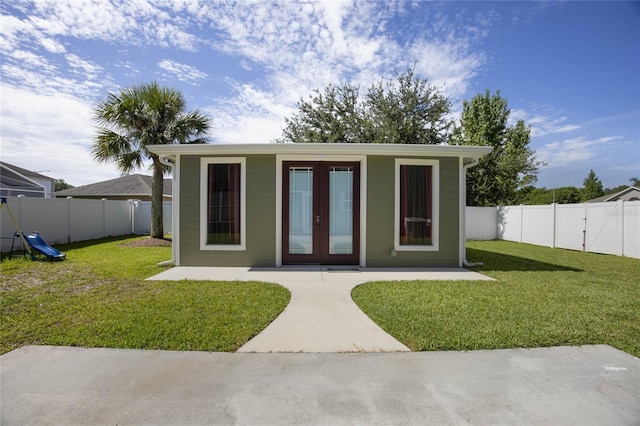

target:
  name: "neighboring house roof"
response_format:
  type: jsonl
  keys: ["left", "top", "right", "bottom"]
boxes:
{"left": 55, "top": 174, "right": 172, "bottom": 199}
{"left": 0, "top": 161, "right": 54, "bottom": 197}
{"left": 588, "top": 186, "right": 640, "bottom": 203}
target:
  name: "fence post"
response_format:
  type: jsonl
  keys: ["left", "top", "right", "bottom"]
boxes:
{"left": 16, "top": 195, "right": 24, "bottom": 230}
{"left": 618, "top": 200, "right": 624, "bottom": 257}
{"left": 551, "top": 203, "right": 557, "bottom": 248}
{"left": 131, "top": 200, "right": 136, "bottom": 234}
{"left": 133, "top": 200, "right": 139, "bottom": 234}
{"left": 66, "top": 197, "right": 72, "bottom": 243}
{"left": 128, "top": 200, "right": 134, "bottom": 234}
{"left": 102, "top": 198, "right": 107, "bottom": 238}
{"left": 519, "top": 204, "right": 524, "bottom": 243}
{"left": 582, "top": 203, "right": 588, "bottom": 252}
{"left": 131, "top": 200, "right": 140, "bottom": 235}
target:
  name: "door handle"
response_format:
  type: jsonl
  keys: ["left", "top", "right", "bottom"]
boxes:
{"left": 314, "top": 215, "right": 320, "bottom": 227}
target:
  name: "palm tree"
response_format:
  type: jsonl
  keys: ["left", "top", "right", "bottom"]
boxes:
{"left": 92, "top": 82, "right": 210, "bottom": 238}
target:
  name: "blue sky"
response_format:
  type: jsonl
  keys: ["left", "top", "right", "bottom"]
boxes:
{"left": 1, "top": 1, "right": 638, "bottom": 190}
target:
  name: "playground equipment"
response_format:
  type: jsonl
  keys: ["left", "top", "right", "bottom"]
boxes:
{"left": 0, "top": 197, "right": 66, "bottom": 261}
{"left": 26, "top": 231, "right": 66, "bottom": 261}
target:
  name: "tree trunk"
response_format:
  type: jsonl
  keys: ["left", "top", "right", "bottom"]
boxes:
{"left": 150, "top": 156, "right": 164, "bottom": 239}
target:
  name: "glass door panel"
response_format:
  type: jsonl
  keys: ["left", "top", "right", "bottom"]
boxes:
{"left": 289, "top": 167, "right": 314, "bottom": 255}
{"left": 329, "top": 167, "right": 353, "bottom": 255}
{"left": 283, "top": 161, "right": 359, "bottom": 265}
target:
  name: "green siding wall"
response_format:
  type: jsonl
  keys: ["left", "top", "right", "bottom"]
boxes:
{"left": 178, "top": 154, "right": 460, "bottom": 267}
{"left": 179, "top": 155, "right": 276, "bottom": 266}
{"left": 365, "top": 156, "right": 460, "bottom": 267}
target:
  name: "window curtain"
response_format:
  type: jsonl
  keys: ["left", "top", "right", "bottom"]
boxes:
{"left": 400, "top": 165, "right": 432, "bottom": 244}
{"left": 208, "top": 163, "right": 240, "bottom": 244}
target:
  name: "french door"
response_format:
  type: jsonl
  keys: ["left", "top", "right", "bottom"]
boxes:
{"left": 282, "top": 161, "right": 360, "bottom": 264}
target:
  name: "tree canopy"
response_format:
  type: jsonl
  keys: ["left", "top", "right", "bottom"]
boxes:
{"left": 278, "top": 83, "right": 364, "bottom": 144}
{"left": 451, "top": 90, "right": 542, "bottom": 206}
{"left": 581, "top": 169, "right": 604, "bottom": 201}
{"left": 92, "top": 82, "right": 210, "bottom": 238}
{"left": 54, "top": 179, "right": 74, "bottom": 191}
{"left": 277, "top": 73, "right": 547, "bottom": 207}
{"left": 276, "top": 68, "right": 451, "bottom": 145}
{"left": 365, "top": 68, "right": 451, "bottom": 144}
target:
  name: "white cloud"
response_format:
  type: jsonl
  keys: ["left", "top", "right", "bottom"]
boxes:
{"left": 1, "top": 1, "right": 495, "bottom": 165}
{"left": 554, "top": 124, "right": 581, "bottom": 133}
{"left": 5, "top": 0, "right": 200, "bottom": 51}
{"left": 38, "top": 37, "right": 66, "bottom": 53}
{"left": 158, "top": 59, "right": 207, "bottom": 84}
{"left": 209, "top": 111, "right": 286, "bottom": 145}
{"left": 206, "top": 81, "right": 297, "bottom": 144}
{"left": 199, "top": 1, "right": 486, "bottom": 142}
{"left": 0, "top": 85, "right": 123, "bottom": 186}
{"left": 66, "top": 54, "right": 103, "bottom": 79}
{"left": 510, "top": 108, "right": 581, "bottom": 137}
{"left": 536, "top": 136, "right": 622, "bottom": 168}
{"left": 4, "top": 49, "right": 56, "bottom": 71}
{"left": 1, "top": 62, "right": 106, "bottom": 99}
{"left": 411, "top": 39, "right": 485, "bottom": 100}
{"left": 114, "top": 60, "right": 142, "bottom": 78}
{"left": 0, "top": 14, "right": 34, "bottom": 51}
{"left": 1, "top": 45, "right": 115, "bottom": 102}
{"left": 611, "top": 164, "right": 640, "bottom": 172}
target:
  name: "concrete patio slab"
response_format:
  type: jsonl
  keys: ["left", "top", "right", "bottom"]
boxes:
{"left": 2, "top": 345, "right": 638, "bottom": 425}
{"left": 147, "top": 266, "right": 494, "bottom": 283}
{"left": 146, "top": 267, "right": 492, "bottom": 353}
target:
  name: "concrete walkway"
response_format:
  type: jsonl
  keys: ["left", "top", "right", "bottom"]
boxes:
{"left": 148, "top": 266, "right": 493, "bottom": 353}
{"left": 2, "top": 345, "right": 638, "bottom": 425}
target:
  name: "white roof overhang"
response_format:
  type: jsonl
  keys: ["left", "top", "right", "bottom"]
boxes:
{"left": 148, "top": 143, "right": 492, "bottom": 164}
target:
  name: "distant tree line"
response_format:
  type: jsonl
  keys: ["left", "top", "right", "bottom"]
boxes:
{"left": 519, "top": 175, "right": 640, "bottom": 205}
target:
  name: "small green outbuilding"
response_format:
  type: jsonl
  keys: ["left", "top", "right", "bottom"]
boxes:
{"left": 148, "top": 143, "right": 491, "bottom": 268}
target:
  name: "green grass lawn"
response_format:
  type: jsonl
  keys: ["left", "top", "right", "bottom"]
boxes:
{"left": 352, "top": 240, "right": 640, "bottom": 357}
{"left": 4, "top": 237, "right": 638, "bottom": 357}
{"left": 0, "top": 236, "right": 290, "bottom": 354}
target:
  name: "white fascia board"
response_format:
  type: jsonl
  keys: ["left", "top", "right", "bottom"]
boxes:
{"left": 604, "top": 186, "right": 640, "bottom": 202}
{"left": 148, "top": 143, "right": 492, "bottom": 162}
{"left": 0, "top": 163, "right": 47, "bottom": 190}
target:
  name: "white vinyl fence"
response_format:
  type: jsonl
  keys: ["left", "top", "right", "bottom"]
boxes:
{"left": 465, "top": 206, "right": 498, "bottom": 240}
{"left": 0, "top": 196, "right": 171, "bottom": 253}
{"left": 3, "top": 196, "right": 638, "bottom": 259}
{"left": 467, "top": 201, "right": 640, "bottom": 259}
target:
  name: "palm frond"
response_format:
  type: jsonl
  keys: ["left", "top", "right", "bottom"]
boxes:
{"left": 92, "top": 129, "right": 132, "bottom": 162}
{"left": 118, "top": 151, "right": 144, "bottom": 173}
{"left": 171, "top": 110, "right": 211, "bottom": 144}
{"left": 92, "top": 82, "right": 211, "bottom": 172}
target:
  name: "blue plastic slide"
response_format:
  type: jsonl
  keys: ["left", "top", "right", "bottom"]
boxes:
{"left": 25, "top": 232, "right": 66, "bottom": 261}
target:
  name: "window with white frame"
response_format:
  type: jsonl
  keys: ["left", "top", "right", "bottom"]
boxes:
{"left": 395, "top": 159, "right": 439, "bottom": 251}
{"left": 200, "top": 157, "right": 246, "bottom": 250}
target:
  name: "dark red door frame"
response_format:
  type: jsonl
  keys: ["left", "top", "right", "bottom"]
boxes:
{"left": 282, "top": 161, "right": 360, "bottom": 265}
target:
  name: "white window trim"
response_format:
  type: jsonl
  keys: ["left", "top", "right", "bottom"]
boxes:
{"left": 394, "top": 158, "right": 439, "bottom": 252}
{"left": 200, "top": 157, "right": 246, "bottom": 251}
